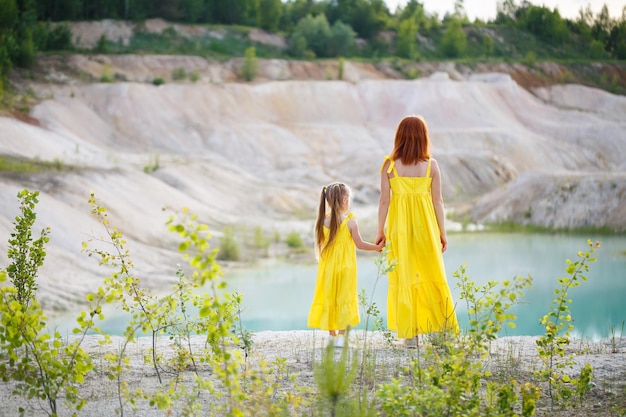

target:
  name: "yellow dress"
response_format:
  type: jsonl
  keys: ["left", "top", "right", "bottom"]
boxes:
{"left": 382, "top": 156, "right": 459, "bottom": 338}
{"left": 307, "top": 213, "right": 360, "bottom": 331}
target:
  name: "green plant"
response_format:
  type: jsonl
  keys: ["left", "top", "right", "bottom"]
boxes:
{"left": 608, "top": 320, "right": 625, "bottom": 354}
{"left": 83, "top": 199, "right": 263, "bottom": 415}
{"left": 152, "top": 77, "right": 165, "bottom": 86}
{"left": 338, "top": 57, "right": 345, "bottom": 80}
{"left": 171, "top": 67, "right": 186, "bottom": 80}
{"left": 5, "top": 190, "right": 48, "bottom": 306}
{"left": 218, "top": 226, "right": 240, "bottom": 261}
{"left": 358, "top": 247, "right": 397, "bottom": 384}
{"left": 189, "top": 70, "right": 200, "bottom": 82}
{"left": 456, "top": 264, "right": 532, "bottom": 353}
{"left": 241, "top": 46, "right": 259, "bottom": 82}
{"left": 0, "top": 190, "right": 96, "bottom": 416}
{"left": 252, "top": 225, "right": 270, "bottom": 257}
{"left": 143, "top": 153, "right": 160, "bottom": 173}
{"left": 94, "top": 34, "right": 109, "bottom": 53}
{"left": 285, "top": 230, "right": 303, "bottom": 249}
{"left": 523, "top": 50, "right": 537, "bottom": 66}
{"left": 535, "top": 239, "right": 599, "bottom": 409}
{"left": 100, "top": 63, "right": 113, "bottom": 82}
{"left": 376, "top": 259, "right": 540, "bottom": 417}
{"left": 314, "top": 334, "right": 358, "bottom": 417}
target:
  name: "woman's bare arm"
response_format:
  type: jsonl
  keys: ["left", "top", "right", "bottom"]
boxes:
{"left": 430, "top": 158, "right": 448, "bottom": 253}
{"left": 376, "top": 161, "right": 391, "bottom": 245}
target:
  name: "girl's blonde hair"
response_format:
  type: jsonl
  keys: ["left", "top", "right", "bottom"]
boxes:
{"left": 315, "top": 182, "right": 350, "bottom": 256}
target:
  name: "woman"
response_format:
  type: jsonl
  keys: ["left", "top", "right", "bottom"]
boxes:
{"left": 376, "top": 115, "right": 459, "bottom": 346}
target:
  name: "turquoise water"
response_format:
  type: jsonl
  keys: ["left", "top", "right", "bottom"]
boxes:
{"left": 51, "top": 233, "right": 626, "bottom": 339}
{"left": 214, "top": 233, "right": 626, "bottom": 339}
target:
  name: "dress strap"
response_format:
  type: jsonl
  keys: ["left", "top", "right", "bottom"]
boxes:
{"left": 426, "top": 158, "right": 432, "bottom": 178}
{"left": 380, "top": 155, "right": 399, "bottom": 177}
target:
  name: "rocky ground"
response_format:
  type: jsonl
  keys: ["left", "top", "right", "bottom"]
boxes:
{"left": 0, "top": 331, "right": 625, "bottom": 416}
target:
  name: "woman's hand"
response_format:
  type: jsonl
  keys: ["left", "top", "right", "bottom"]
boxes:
{"left": 375, "top": 231, "right": 386, "bottom": 246}
{"left": 440, "top": 235, "right": 448, "bottom": 253}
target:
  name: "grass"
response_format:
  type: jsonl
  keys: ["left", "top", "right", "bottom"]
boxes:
{"left": 99, "top": 26, "right": 287, "bottom": 61}
{"left": 0, "top": 154, "right": 72, "bottom": 173}
{"left": 481, "top": 221, "right": 625, "bottom": 235}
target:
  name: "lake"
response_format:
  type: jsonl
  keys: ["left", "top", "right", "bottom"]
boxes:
{"left": 217, "top": 233, "right": 626, "bottom": 339}
{"left": 51, "top": 233, "right": 626, "bottom": 340}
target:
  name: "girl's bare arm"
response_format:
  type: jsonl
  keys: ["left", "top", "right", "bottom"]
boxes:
{"left": 349, "top": 218, "right": 384, "bottom": 252}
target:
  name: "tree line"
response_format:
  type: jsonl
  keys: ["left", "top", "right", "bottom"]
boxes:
{"left": 1, "top": 0, "right": 625, "bottom": 97}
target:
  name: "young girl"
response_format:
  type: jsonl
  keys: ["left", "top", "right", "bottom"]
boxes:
{"left": 307, "top": 182, "right": 383, "bottom": 348}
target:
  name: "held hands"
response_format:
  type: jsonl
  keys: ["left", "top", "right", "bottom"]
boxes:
{"left": 440, "top": 235, "right": 448, "bottom": 253}
{"left": 375, "top": 231, "right": 386, "bottom": 246}
{"left": 374, "top": 232, "right": 386, "bottom": 253}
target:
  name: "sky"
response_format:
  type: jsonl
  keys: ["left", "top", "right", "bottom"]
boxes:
{"left": 384, "top": 0, "right": 625, "bottom": 21}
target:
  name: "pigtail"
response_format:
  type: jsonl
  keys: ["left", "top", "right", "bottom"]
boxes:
{"left": 314, "top": 187, "right": 327, "bottom": 257}
{"left": 314, "top": 182, "right": 351, "bottom": 259}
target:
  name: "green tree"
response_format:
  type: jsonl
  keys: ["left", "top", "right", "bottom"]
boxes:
{"left": 483, "top": 33, "right": 494, "bottom": 57}
{"left": 211, "top": 0, "right": 258, "bottom": 25}
{"left": 257, "top": 0, "right": 283, "bottom": 31}
{"left": 289, "top": 13, "right": 331, "bottom": 58}
{"left": 440, "top": 18, "right": 466, "bottom": 57}
{"left": 588, "top": 39, "right": 606, "bottom": 59}
{"left": 326, "top": 0, "right": 389, "bottom": 40}
{"left": 395, "top": 17, "right": 417, "bottom": 59}
{"left": 398, "top": 0, "right": 431, "bottom": 31}
{"left": 182, "top": 0, "right": 205, "bottom": 23}
{"left": 520, "top": 5, "right": 568, "bottom": 45}
{"left": 591, "top": 4, "right": 612, "bottom": 44}
{"left": 279, "top": 0, "right": 327, "bottom": 32}
{"left": 607, "top": 15, "right": 626, "bottom": 59}
{"left": 0, "top": 0, "right": 18, "bottom": 29}
{"left": 327, "top": 19, "right": 356, "bottom": 57}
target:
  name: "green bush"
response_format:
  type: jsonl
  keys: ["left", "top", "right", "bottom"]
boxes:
{"left": 218, "top": 226, "right": 240, "bottom": 261}
{"left": 171, "top": 67, "right": 186, "bottom": 80}
{"left": 241, "top": 46, "right": 258, "bottom": 82}
{"left": 285, "top": 230, "right": 303, "bottom": 248}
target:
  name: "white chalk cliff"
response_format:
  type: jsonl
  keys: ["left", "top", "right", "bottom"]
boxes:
{"left": 1, "top": 58, "right": 624, "bottom": 313}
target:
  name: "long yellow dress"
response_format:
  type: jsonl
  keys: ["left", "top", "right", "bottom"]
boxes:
{"left": 382, "top": 156, "right": 459, "bottom": 338}
{"left": 307, "top": 213, "right": 360, "bottom": 331}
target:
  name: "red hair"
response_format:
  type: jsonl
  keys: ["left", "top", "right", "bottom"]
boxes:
{"left": 390, "top": 115, "right": 431, "bottom": 164}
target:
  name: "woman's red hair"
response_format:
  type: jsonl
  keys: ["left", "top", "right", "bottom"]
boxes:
{"left": 390, "top": 115, "right": 431, "bottom": 164}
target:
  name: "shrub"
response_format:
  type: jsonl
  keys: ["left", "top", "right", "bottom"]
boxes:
{"left": 0, "top": 190, "right": 95, "bottom": 416}
{"left": 218, "top": 226, "right": 240, "bottom": 260}
{"left": 241, "top": 46, "right": 258, "bottom": 82}
{"left": 285, "top": 230, "right": 303, "bottom": 248}
{"left": 171, "top": 67, "right": 186, "bottom": 80}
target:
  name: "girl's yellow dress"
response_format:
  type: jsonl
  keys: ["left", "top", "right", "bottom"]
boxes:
{"left": 307, "top": 213, "right": 360, "bottom": 331}
{"left": 382, "top": 156, "right": 459, "bottom": 338}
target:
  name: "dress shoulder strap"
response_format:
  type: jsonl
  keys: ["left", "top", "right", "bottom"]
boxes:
{"left": 426, "top": 158, "right": 432, "bottom": 178}
{"left": 380, "top": 155, "right": 399, "bottom": 177}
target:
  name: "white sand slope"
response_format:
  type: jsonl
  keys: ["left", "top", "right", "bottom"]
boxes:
{"left": 0, "top": 73, "right": 625, "bottom": 312}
